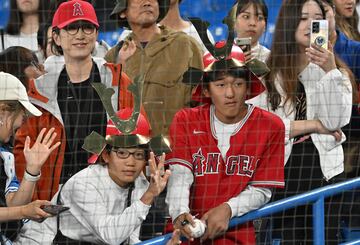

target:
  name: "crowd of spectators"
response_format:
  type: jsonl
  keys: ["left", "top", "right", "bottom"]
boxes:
{"left": 0, "top": 0, "right": 359, "bottom": 244}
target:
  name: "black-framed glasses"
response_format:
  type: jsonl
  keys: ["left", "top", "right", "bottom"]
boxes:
{"left": 63, "top": 22, "right": 97, "bottom": 35}
{"left": 111, "top": 148, "right": 146, "bottom": 160}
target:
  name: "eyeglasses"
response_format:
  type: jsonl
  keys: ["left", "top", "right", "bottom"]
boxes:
{"left": 63, "top": 22, "right": 97, "bottom": 35}
{"left": 111, "top": 148, "right": 146, "bottom": 160}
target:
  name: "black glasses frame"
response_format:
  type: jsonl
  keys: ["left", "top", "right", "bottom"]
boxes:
{"left": 111, "top": 148, "right": 146, "bottom": 160}
{"left": 63, "top": 22, "right": 97, "bottom": 35}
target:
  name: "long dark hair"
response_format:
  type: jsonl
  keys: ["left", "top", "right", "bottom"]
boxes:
{"left": 37, "top": 0, "right": 67, "bottom": 57}
{"left": 265, "top": 0, "right": 325, "bottom": 111}
{"left": 6, "top": 0, "right": 49, "bottom": 35}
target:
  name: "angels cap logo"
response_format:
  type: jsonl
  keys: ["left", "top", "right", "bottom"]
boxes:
{"left": 51, "top": 0, "right": 99, "bottom": 29}
{"left": 73, "top": 2, "right": 84, "bottom": 16}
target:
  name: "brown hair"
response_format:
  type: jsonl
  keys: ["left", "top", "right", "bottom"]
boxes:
{"left": 0, "top": 101, "right": 25, "bottom": 124}
{"left": 51, "top": 28, "right": 64, "bottom": 56}
{"left": 320, "top": 0, "right": 359, "bottom": 103}
{"left": 265, "top": 0, "right": 325, "bottom": 111}
{"left": 0, "top": 46, "right": 40, "bottom": 89}
{"left": 334, "top": 0, "right": 360, "bottom": 41}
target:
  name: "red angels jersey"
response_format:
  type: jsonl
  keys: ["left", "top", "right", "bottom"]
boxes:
{"left": 166, "top": 104, "right": 285, "bottom": 244}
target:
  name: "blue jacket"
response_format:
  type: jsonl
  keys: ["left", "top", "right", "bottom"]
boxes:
{"left": 334, "top": 30, "right": 360, "bottom": 83}
{"left": 334, "top": 30, "right": 360, "bottom": 136}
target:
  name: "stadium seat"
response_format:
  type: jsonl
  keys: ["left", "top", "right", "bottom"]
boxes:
{"left": 98, "top": 30, "right": 123, "bottom": 47}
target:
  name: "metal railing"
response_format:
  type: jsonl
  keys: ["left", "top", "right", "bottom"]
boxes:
{"left": 137, "top": 177, "right": 360, "bottom": 245}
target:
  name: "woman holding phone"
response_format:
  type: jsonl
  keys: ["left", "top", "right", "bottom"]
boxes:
{"left": 233, "top": 0, "right": 270, "bottom": 62}
{"left": 248, "top": 0, "right": 353, "bottom": 243}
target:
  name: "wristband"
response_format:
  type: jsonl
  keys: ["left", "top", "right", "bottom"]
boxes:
{"left": 24, "top": 170, "right": 41, "bottom": 182}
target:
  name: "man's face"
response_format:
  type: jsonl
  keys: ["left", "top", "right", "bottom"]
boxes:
{"left": 204, "top": 74, "right": 249, "bottom": 124}
{"left": 121, "top": 0, "right": 159, "bottom": 28}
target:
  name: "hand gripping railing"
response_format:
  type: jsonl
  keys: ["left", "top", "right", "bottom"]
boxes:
{"left": 137, "top": 177, "right": 360, "bottom": 245}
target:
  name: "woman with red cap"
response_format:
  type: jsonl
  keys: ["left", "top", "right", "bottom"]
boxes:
{"left": 13, "top": 0, "right": 138, "bottom": 203}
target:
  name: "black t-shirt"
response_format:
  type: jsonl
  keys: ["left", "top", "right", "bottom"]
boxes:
{"left": 57, "top": 61, "right": 107, "bottom": 183}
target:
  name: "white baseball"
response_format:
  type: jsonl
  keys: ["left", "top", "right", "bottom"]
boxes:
{"left": 188, "top": 218, "right": 206, "bottom": 238}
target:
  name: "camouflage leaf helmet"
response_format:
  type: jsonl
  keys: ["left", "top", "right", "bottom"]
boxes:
{"left": 110, "top": 0, "right": 170, "bottom": 28}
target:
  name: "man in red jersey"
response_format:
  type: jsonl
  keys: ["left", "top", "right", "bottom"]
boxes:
{"left": 165, "top": 43, "right": 285, "bottom": 244}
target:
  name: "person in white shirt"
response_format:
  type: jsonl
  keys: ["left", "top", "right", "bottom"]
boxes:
{"left": 233, "top": 0, "right": 270, "bottom": 62}
{"left": 247, "top": 0, "right": 353, "bottom": 244}
{"left": 15, "top": 108, "right": 172, "bottom": 245}
{"left": 0, "top": 0, "right": 49, "bottom": 62}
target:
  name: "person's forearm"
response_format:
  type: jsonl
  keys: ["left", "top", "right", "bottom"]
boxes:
{"left": 0, "top": 206, "right": 25, "bottom": 221}
{"left": 226, "top": 186, "right": 272, "bottom": 218}
{"left": 165, "top": 164, "right": 193, "bottom": 220}
{"left": 289, "top": 120, "right": 320, "bottom": 139}
{"left": 6, "top": 179, "right": 36, "bottom": 206}
{"left": 140, "top": 191, "right": 156, "bottom": 206}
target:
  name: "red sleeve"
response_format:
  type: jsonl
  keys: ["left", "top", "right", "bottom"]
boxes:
{"left": 14, "top": 110, "right": 65, "bottom": 201}
{"left": 165, "top": 110, "right": 193, "bottom": 171}
{"left": 249, "top": 115, "right": 285, "bottom": 189}
{"left": 14, "top": 115, "right": 41, "bottom": 200}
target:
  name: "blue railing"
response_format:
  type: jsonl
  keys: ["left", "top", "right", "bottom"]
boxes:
{"left": 137, "top": 177, "right": 360, "bottom": 245}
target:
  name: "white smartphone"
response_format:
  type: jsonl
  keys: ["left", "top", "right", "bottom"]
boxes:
{"left": 235, "top": 37, "right": 252, "bottom": 52}
{"left": 310, "top": 20, "right": 329, "bottom": 49}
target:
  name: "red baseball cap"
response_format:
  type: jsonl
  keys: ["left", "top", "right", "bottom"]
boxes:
{"left": 52, "top": 0, "right": 99, "bottom": 29}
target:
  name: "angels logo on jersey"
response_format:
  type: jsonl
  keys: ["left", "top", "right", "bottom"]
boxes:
{"left": 192, "top": 148, "right": 206, "bottom": 176}
{"left": 192, "top": 148, "right": 258, "bottom": 177}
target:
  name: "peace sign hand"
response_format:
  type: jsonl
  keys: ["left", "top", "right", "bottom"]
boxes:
{"left": 141, "top": 152, "right": 171, "bottom": 206}
{"left": 147, "top": 152, "right": 171, "bottom": 196}
{"left": 24, "top": 128, "right": 61, "bottom": 176}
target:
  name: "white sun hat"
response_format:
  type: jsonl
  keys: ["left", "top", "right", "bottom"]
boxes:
{"left": 0, "top": 72, "right": 42, "bottom": 117}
